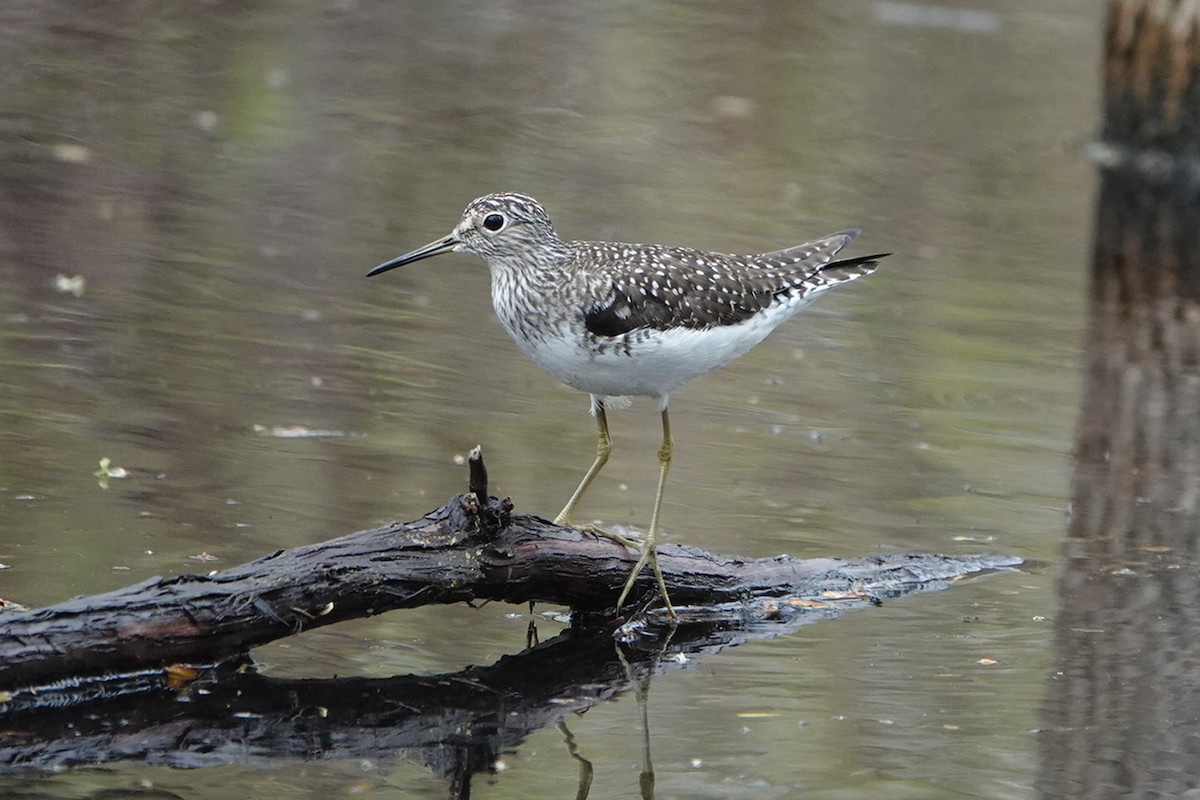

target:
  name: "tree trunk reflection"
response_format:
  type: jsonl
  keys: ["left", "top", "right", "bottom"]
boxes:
{"left": 1039, "top": 3, "right": 1200, "bottom": 796}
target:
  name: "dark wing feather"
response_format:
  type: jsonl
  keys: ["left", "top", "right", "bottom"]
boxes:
{"left": 584, "top": 291, "right": 673, "bottom": 337}
{"left": 582, "top": 256, "right": 776, "bottom": 335}
{"left": 582, "top": 232, "right": 886, "bottom": 337}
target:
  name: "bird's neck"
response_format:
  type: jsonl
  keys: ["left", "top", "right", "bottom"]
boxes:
{"left": 486, "top": 237, "right": 577, "bottom": 289}
{"left": 487, "top": 240, "right": 578, "bottom": 344}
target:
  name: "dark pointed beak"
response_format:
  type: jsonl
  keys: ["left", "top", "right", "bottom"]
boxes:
{"left": 366, "top": 234, "right": 459, "bottom": 277}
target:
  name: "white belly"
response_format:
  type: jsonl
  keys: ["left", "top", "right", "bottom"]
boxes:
{"left": 495, "top": 293, "right": 808, "bottom": 403}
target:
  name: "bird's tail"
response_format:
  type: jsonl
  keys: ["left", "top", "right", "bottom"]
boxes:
{"left": 800, "top": 251, "right": 889, "bottom": 295}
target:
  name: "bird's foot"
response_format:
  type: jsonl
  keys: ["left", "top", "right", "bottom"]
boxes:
{"left": 579, "top": 523, "right": 644, "bottom": 552}
{"left": 556, "top": 519, "right": 674, "bottom": 617}
{"left": 617, "top": 541, "right": 675, "bottom": 619}
{"left": 554, "top": 514, "right": 644, "bottom": 550}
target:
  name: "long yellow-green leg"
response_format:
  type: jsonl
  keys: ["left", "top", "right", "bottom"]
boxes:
{"left": 616, "top": 407, "right": 675, "bottom": 616}
{"left": 554, "top": 399, "right": 612, "bottom": 526}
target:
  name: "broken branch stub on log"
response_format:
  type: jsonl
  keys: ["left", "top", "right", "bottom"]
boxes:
{"left": 0, "top": 449, "right": 1021, "bottom": 690}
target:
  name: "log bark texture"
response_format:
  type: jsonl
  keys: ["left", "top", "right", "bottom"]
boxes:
{"left": 0, "top": 488, "right": 1019, "bottom": 693}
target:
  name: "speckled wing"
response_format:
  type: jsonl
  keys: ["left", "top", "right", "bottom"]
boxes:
{"left": 582, "top": 230, "right": 885, "bottom": 336}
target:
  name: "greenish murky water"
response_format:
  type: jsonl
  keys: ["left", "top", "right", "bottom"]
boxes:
{"left": 0, "top": 1, "right": 1097, "bottom": 797}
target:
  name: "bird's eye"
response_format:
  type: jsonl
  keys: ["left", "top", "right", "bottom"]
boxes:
{"left": 483, "top": 213, "right": 505, "bottom": 232}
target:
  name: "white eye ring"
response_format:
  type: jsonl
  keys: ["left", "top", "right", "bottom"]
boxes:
{"left": 483, "top": 213, "right": 505, "bottom": 233}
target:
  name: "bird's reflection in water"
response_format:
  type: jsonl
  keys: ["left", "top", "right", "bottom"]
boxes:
{"left": 534, "top": 622, "right": 672, "bottom": 799}
{"left": 619, "top": 629, "right": 676, "bottom": 800}
{"left": 557, "top": 720, "right": 595, "bottom": 800}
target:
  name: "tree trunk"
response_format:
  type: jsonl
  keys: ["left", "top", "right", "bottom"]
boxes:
{"left": 1039, "top": 3, "right": 1200, "bottom": 798}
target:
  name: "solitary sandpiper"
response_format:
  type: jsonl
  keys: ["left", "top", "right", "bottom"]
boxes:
{"left": 368, "top": 192, "right": 887, "bottom": 617}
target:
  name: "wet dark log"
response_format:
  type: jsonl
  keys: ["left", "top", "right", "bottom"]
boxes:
{"left": 0, "top": 449, "right": 1020, "bottom": 693}
{"left": 0, "top": 560, "right": 1020, "bottom": 784}
{"left": 1039, "top": 3, "right": 1200, "bottom": 799}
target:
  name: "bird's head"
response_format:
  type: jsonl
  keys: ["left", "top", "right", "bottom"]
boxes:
{"left": 367, "top": 192, "right": 565, "bottom": 277}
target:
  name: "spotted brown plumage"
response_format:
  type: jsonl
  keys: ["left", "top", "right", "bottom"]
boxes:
{"left": 581, "top": 235, "right": 881, "bottom": 336}
{"left": 368, "top": 192, "right": 888, "bottom": 617}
